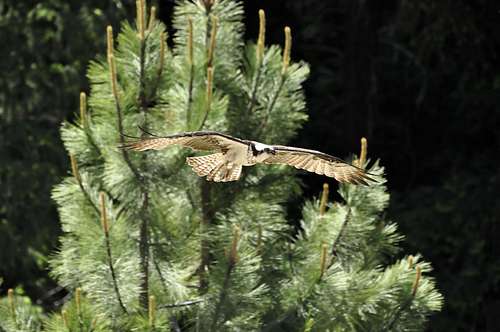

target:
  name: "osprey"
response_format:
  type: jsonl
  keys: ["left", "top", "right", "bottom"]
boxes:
{"left": 121, "top": 130, "right": 374, "bottom": 184}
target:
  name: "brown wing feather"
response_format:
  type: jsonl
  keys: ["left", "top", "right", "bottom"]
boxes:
{"left": 186, "top": 153, "right": 224, "bottom": 177}
{"left": 120, "top": 131, "right": 245, "bottom": 152}
{"left": 264, "top": 146, "right": 373, "bottom": 185}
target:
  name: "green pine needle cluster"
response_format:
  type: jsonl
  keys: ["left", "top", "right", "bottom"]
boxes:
{"left": 1, "top": 0, "right": 442, "bottom": 331}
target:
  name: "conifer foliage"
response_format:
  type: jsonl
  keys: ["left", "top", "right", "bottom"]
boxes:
{"left": 1, "top": 0, "right": 442, "bottom": 331}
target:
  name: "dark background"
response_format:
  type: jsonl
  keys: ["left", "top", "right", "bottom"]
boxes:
{"left": 1, "top": 0, "right": 499, "bottom": 330}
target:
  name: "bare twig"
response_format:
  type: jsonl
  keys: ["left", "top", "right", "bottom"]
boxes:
{"left": 159, "top": 299, "right": 204, "bottom": 309}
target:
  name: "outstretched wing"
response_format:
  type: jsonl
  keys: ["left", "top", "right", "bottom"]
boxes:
{"left": 120, "top": 130, "right": 247, "bottom": 153}
{"left": 263, "top": 145, "right": 374, "bottom": 185}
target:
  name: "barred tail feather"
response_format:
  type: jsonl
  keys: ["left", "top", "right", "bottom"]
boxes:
{"left": 207, "top": 163, "right": 225, "bottom": 182}
{"left": 227, "top": 164, "right": 242, "bottom": 182}
{"left": 186, "top": 153, "right": 242, "bottom": 182}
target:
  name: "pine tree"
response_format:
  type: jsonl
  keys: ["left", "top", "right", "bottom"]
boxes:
{"left": 1, "top": 0, "right": 442, "bottom": 331}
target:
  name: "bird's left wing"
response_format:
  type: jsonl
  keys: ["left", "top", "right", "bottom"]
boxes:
{"left": 263, "top": 145, "right": 374, "bottom": 185}
{"left": 120, "top": 131, "right": 246, "bottom": 152}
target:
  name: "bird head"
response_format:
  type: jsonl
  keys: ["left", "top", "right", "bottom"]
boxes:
{"left": 251, "top": 142, "right": 276, "bottom": 156}
{"left": 264, "top": 147, "right": 277, "bottom": 155}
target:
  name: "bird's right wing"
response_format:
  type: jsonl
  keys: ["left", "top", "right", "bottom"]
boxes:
{"left": 120, "top": 130, "right": 246, "bottom": 153}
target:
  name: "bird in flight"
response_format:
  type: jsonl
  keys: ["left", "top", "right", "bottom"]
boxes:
{"left": 121, "top": 130, "right": 374, "bottom": 184}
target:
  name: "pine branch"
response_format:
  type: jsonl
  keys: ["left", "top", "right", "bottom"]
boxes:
{"left": 138, "top": 208, "right": 150, "bottom": 309}
{"left": 151, "top": 240, "right": 182, "bottom": 332}
{"left": 110, "top": 21, "right": 151, "bottom": 309}
{"left": 328, "top": 207, "right": 352, "bottom": 266}
{"left": 150, "top": 32, "right": 166, "bottom": 103}
{"left": 206, "top": 15, "right": 217, "bottom": 69}
{"left": 209, "top": 227, "right": 240, "bottom": 331}
{"left": 152, "top": 250, "right": 170, "bottom": 297}
{"left": 75, "top": 288, "right": 84, "bottom": 332}
{"left": 282, "top": 244, "right": 333, "bottom": 328}
{"left": 197, "top": 8, "right": 219, "bottom": 292}
{"left": 137, "top": 1, "right": 152, "bottom": 308}
{"left": 79, "top": 91, "right": 103, "bottom": 158}
{"left": 109, "top": 3, "right": 154, "bottom": 309}
{"left": 106, "top": 26, "right": 143, "bottom": 184}
{"left": 260, "top": 76, "right": 285, "bottom": 134}
{"left": 70, "top": 154, "right": 100, "bottom": 217}
{"left": 259, "top": 26, "right": 291, "bottom": 135}
{"left": 198, "top": 14, "right": 217, "bottom": 131}
{"left": 203, "top": 3, "right": 214, "bottom": 53}
{"left": 186, "top": 17, "right": 195, "bottom": 128}
{"left": 99, "top": 192, "right": 128, "bottom": 313}
{"left": 384, "top": 266, "right": 422, "bottom": 330}
{"left": 246, "top": 10, "right": 266, "bottom": 115}
{"left": 69, "top": 149, "right": 119, "bottom": 221}
{"left": 210, "top": 265, "right": 233, "bottom": 331}
{"left": 319, "top": 183, "right": 329, "bottom": 217}
{"left": 138, "top": 5, "right": 148, "bottom": 122}
{"left": 318, "top": 244, "right": 328, "bottom": 281}
{"left": 199, "top": 180, "right": 213, "bottom": 293}
{"left": 246, "top": 60, "right": 263, "bottom": 115}
{"left": 198, "top": 66, "right": 214, "bottom": 130}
